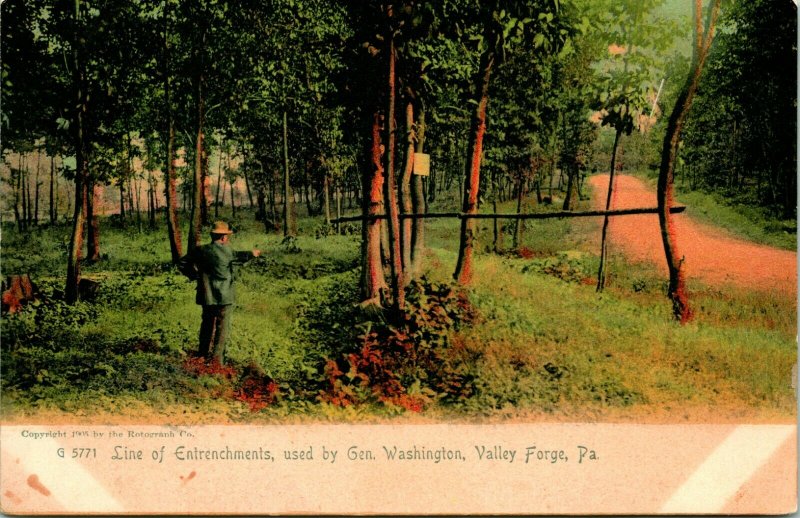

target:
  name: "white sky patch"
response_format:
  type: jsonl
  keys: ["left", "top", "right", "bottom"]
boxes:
{"left": 659, "top": 425, "right": 795, "bottom": 514}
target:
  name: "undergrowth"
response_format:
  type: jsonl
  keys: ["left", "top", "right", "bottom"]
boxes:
{"left": 1, "top": 203, "right": 795, "bottom": 421}
{"left": 319, "top": 278, "right": 481, "bottom": 412}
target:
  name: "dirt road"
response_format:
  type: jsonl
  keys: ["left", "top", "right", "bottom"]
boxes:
{"left": 588, "top": 174, "right": 797, "bottom": 294}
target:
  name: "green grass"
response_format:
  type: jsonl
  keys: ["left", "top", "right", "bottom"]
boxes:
{"left": 1, "top": 197, "right": 796, "bottom": 422}
{"left": 630, "top": 171, "right": 797, "bottom": 251}
{"left": 675, "top": 189, "right": 797, "bottom": 251}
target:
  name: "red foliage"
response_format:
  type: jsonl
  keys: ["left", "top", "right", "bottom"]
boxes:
{"left": 381, "top": 394, "right": 425, "bottom": 413}
{"left": 320, "top": 279, "right": 480, "bottom": 411}
{"left": 234, "top": 377, "right": 279, "bottom": 412}
{"left": 182, "top": 357, "right": 281, "bottom": 412}
{"left": 2, "top": 275, "right": 37, "bottom": 314}
{"left": 182, "top": 356, "right": 237, "bottom": 378}
{"left": 517, "top": 247, "right": 536, "bottom": 259}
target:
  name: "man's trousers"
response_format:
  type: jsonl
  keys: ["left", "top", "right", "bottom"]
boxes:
{"left": 198, "top": 304, "right": 231, "bottom": 363}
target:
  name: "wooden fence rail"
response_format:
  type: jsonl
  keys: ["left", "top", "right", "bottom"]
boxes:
{"left": 331, "top": 206, "right": 686, "bottom": 224}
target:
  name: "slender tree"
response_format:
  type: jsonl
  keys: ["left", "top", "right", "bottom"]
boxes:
{"left": 453, "top": 1, "right": 564, "bottom": 284}
{"left": 65, "top": 0, "right": 89, "bottom": 303}
{"left": 162, "top": 0, "right": 183, "bottom": 262}
{"left": 657, "top": 0, "right": 721, "bottom": 323}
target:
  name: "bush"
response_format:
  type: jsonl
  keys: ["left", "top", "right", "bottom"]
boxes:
{"left": 319, "top": 278, "right": 481, "bottom": 411}
{"left": 521, "top": 251, "right": 595, "bottom": 284}
{"left": 314, "top": 223, "right": 360, "bottom": 238}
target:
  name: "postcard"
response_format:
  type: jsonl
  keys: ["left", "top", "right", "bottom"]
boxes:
{"left": 1, "top": 0, "right": 796, "bottom": 514}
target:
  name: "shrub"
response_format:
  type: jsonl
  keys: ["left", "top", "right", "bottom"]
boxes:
{"left": 521, "top": 251, "right": 595, "bottom": 284}
{"left": 319, "top": 278, "right": 481, "bottom": 411}
{"left": 314, "top": 223, "right": 360, "bottom": 238}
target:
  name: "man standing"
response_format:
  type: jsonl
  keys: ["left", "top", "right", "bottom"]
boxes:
{"left": 182, "top": 221, "right": 259, "bottom": 364}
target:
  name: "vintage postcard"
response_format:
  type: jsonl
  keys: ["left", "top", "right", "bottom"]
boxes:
{"left": 1, "top": 0, "right": 796, "bottom": 514}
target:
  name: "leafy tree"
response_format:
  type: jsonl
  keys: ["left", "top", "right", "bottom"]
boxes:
{"left": 681, "top": 0, "right": 796, "bottom": 218}
{"left": 590, "top": 0, "right": 676, "bottom": 291}
{"left": 657, "top": 0, "right": 722, "bottom": 323}
{"left": 451, "top": 0, "right": 566, "bottom": 285}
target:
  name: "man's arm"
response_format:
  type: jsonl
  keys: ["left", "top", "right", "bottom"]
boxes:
{"left": 233, "top": 249, "right": 261, "bottom": 265}
{"left": 178, "top": 250, "right": 200, "bottom": 280}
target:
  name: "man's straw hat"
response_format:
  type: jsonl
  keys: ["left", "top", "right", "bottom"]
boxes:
{"left": 210, "top": 221, "right": 234, "bottom": 235}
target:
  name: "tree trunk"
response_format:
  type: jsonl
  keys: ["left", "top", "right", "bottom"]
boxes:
{"left": 164, "top": 121, "right": 182, "bottom": 261}
{"left": 596, "top": 129, "right": 622, "bottom": 292}
{"left": 657, "top": 0, "right": 721, "bottom": 323}
{"left": 282, "top": 110, "right": 295, "bottom": 237}
{"left": 48, "top": 155, "right": 55, "bottom": 224}
{"left": 200, "top": 145, "right": 210, "bottom": 226}
{"left": 398, "top": 101, "right": 415, "bottom": 278}
{"left": 323, "top": 174, "right": 331, "bottom": 225}
{"left": 127, "top": 176, "right": 135, "bottom": 224}
{"left": 215, "top": 147, "right": 223, "bottom": 219}
{"left": 13, "top": 160, "right": 22, "bottom": 232}
{"left": 410, "top": 104, "right": 426, "bottom": 275}
{"left": 361, "top": 111, "right": 388, "bottom": 302}
{"left": 188, "top": 67, "right": 205, "bottom": 252}
{"left": 256, "top": 185, "right": 266, "bottom": 225}
{"left": 380, "top": 214, "right": 391, "bottom": 266}
{"left": 269, "top": 168, "right": 277, "bottom": 225}
{"left": 492, "top": 168, "right": 502, "bottom": 253}
{"left": 33, "top": 150, "right": 41, "bottom": 225}
{"left": 148, "top": 171, "right": 157, "bottom": 229}
{"left": 149, "top": 180, "right": 155, "bottom": 228}
{"left": 134, "top": 175, "right": 142, "bottom": 231}
{"left": 242, "top": 148, "right": 254, "bottom": 208}
{"left": 532, "top": 160, "right": 542, "bottom": 203}
{"left": 87, "top": 180, "right": 101, "bottom": 261}
{"left": 21, "top": 157, "right": 29, "bottom": 231}
{"left": 26, "top": 158, "right": 33, "bottom": 226}
{"left": 562, "top": 165, "right": 579, "bottom": 211}
{"left": 54, "top": 157, "right": 60, "bottom": 223}
{"left": 335, "top": 182, "right": 342, "bottom": 234}
{"left": 383, "top": 35, "right": 404, "bottom": 310}
{"left": 118, "top": 180, "right": 126, "bottom": 225}
{"left": 427, "top": 143, "right": 436, "bottom": 205}
{"left": 229, "top": 174, "right": 237, "bottom": 218}
{"left": 66, "top": 0, "right": 88, "bottom": 303}
{"left": 303, "top": 173, "right": 313, "bottom": 217}
{"left": 513, "top": 174, "right": 525, "bottom": 250}
{"left": 454, "top": 46, "right": 494, "bottom": 285}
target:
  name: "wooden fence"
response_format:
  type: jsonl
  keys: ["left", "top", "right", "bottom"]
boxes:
{"left": 330, "top": 206, "right": 686, "bottom": 224}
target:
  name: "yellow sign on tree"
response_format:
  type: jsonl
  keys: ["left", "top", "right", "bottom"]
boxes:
{"left": 413, "top": 153, "right": 430, "bottom": 176}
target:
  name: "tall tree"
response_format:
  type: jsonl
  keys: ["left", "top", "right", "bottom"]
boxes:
{"left": 162, "top": 0, "right": 183, "bottom": 262}
{"left": 657, "top": 0, "right": 722, "bottom": 323}
{"left": 453, "top": 0, "right": 564, "bottom": 285}
{"left": 65, "top": 0, "right": 90, "bottom": 303}
{"left": 591, "top": 0, "right": 675, "bottom": 291}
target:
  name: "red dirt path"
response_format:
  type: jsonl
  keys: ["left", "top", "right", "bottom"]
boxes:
{"left": 588, "top": 174, "right": 797, "bottom": 295}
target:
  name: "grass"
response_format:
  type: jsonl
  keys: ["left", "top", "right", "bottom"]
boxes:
{"left": 674, "top": 189, "right": 797, "bottom": 251}
{"left": 629, "top": 171, "right": 797, "bottom": 251}
{"left": 1, "top": 193, "right": 796, "bottom": 423}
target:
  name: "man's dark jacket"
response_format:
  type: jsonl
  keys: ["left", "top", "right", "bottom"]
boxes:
{"left": 184, "top": 242, "right": 235, "bottom": 306}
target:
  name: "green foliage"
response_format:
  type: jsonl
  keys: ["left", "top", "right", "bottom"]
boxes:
{"left": 2, "top": 302, "right": 183, "bottom": 399}
{"left": 674, "top": 188, "right": 797, "bottom": 251}
{"left": 588, "top": 0, "right": 678, "bottom": 136}
{"left": 319, "top": 278, "right": 481, "bottom": 411}
{"left": 679, "top": 0, "right": 797, "bottom": 219}
{"left": 521, "top": 251, "right": 595, "bottom": 284}
{"left": 0, "top": 202, "right": 795, "bottom": 420}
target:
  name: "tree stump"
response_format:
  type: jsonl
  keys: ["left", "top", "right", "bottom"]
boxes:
{"left": 2, "top": 275, "right": 38, "bottom": 314}
{"left": 78, "top": 278, "right": 101, "bottom": 301}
